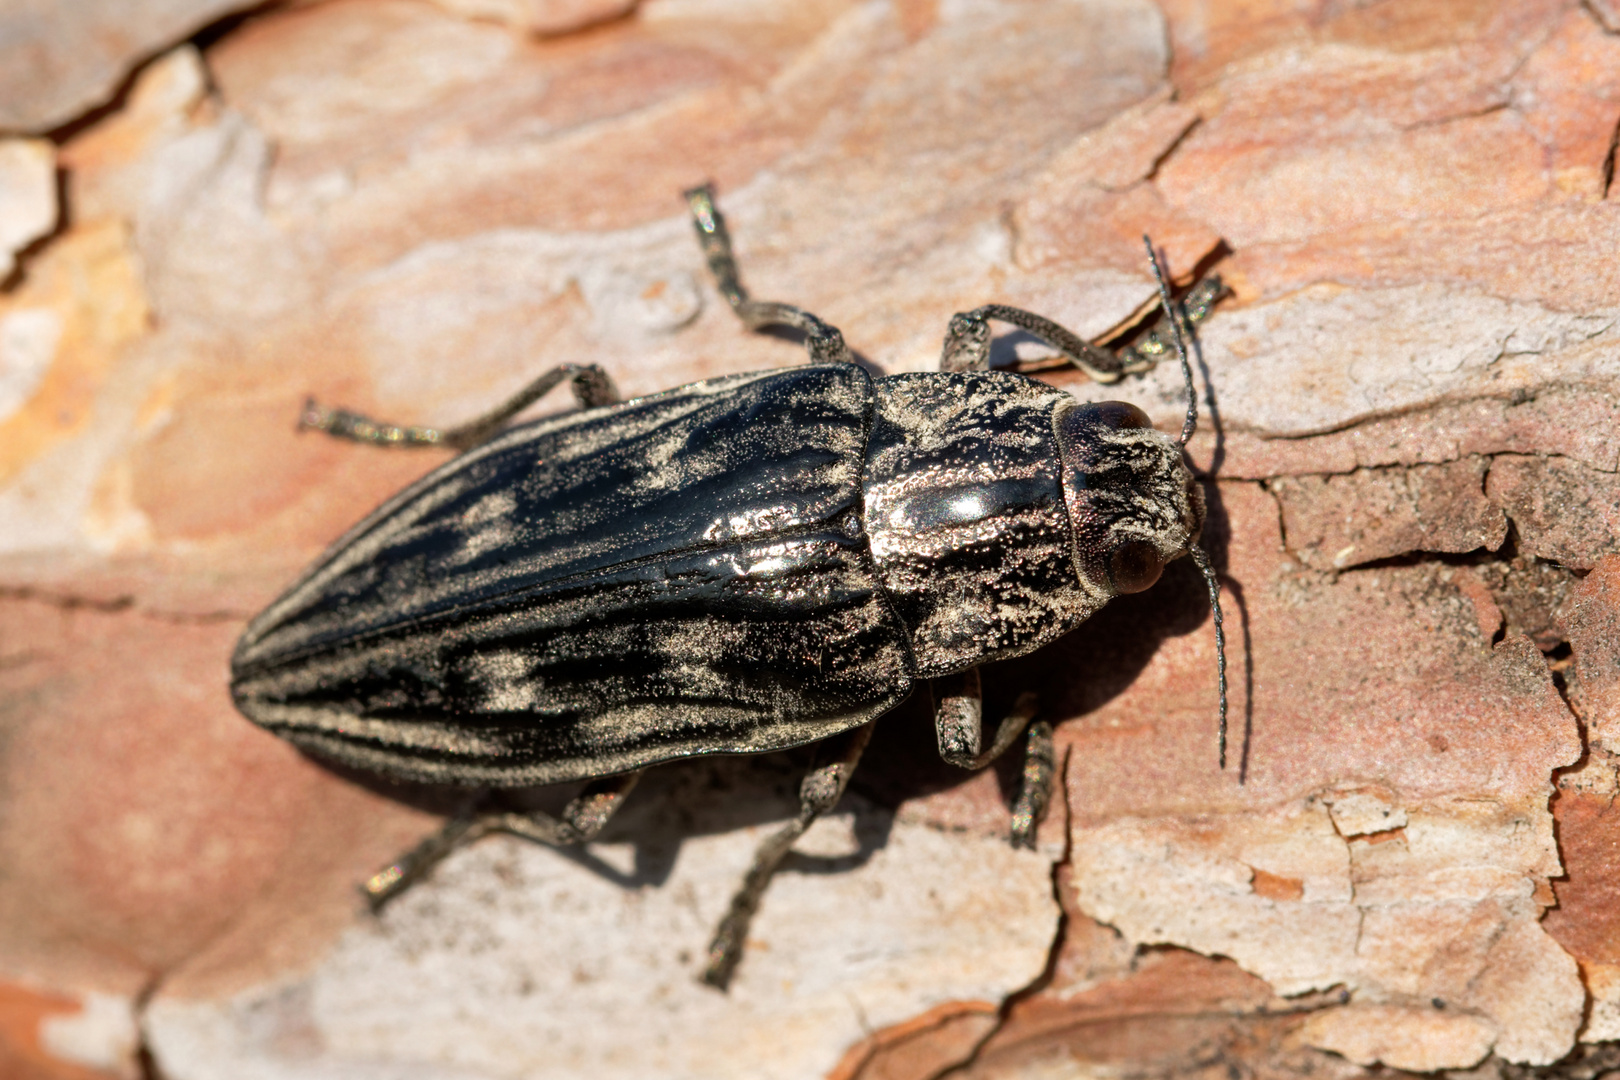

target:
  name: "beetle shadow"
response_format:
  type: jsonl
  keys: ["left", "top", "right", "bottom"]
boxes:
{"left": 1183, "top": 312, "right": 1258, "bottom": 779}
{"left": 986, "top": 329, "right": 1055, "bottom": 371}
{"left": 861, "top": 560, "right": 1220, "bottom": 816}
{"left": 310, "top": 742, "right": 897, "bottom": 894}
{"left": 580, "top": 749, "right": 898, "bottom": 888}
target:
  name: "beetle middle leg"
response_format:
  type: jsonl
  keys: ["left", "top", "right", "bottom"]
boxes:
{"left": 301, "top": 361, "right": 619, "bottom": 451}
{"left": 934, "top": 668, "right": 1054, "bottom": 849}
{"left": 362, "top": 770, "right": 643, "bottom": 910}
{"left": 702, "top": 720, "right": 876, "bottom": 991}
{"left": 684, "top": 184, "right": 856, "bottom": 367}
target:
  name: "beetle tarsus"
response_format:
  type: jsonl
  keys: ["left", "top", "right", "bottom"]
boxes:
{"left": 301, "top": 397, "right": 447, "bottom": 447}
{"left": 1010, "top": 719, "right": 1055, "bottom": 849}
{"left": 684, "top": 183, "right": 855, "bottom": 366}
{"left": 942, "top": 304, "right": 1124, "bottom": 380}
{"left": 362, "top": 772, "right": 643, "bottom": 912}
{"left": 363, "top": 812, "right": 486, "bottom": 911}
{"left": 701, "top": 721, "right": 875, "bottom": 991}
{"left": 1112, "top": 276, "right": 1225, "bottom": 374}
{"left": 300, "top": 363, "right": 618, "bottom": 451}
{"left": 701, "top": 815, "right": 804, "bottom": 991}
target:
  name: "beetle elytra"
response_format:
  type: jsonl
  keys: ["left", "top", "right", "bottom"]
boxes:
{"left": 230, "top": 185, "right": 1226, "bottom": 989}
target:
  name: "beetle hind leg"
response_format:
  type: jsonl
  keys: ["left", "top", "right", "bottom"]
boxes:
{"left": 301, "top": 362, "right": 619, "bottom": 452}
{"left": 701, "top": 720, "right": 875, "bottom": 990}
{"left": 362, "top": 770, "right": 643, "bottom": 910}
{"left": 684, "top": 184, "right": 855, "bottom": 367}
{"left": 933, "top": 668, "right": 1053, "bottom": 848}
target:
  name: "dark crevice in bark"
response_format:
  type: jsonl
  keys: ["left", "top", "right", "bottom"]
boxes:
{"left": 36, "top": 0, "right": 286, "bottom": 144}
{"left": 1396, "top": 98, "right": 1512, "bottom": 132}
{"left": 1140, "top": 113, "right": 1203, "bottom": 185}
{"left": 132, "top": 974, "right": 167, "bottom": 1080}
{"left": 1498, "top": 1036, "right": 1620, "bottom": 1076}
{"left": 1581, "top": 0, "right": 1620, "bottom": 35}
{"left": 1546, "top": 641, "right": 1577, "bottom": 718}
{"left": 938, "top": 744, "right": 1075, "bottom": 1080}
{"left": 1602, "top": 111, "right": 1620, "bottom": 199}
{"left": 0, "top": 585, "right": 248, "bottom": 624}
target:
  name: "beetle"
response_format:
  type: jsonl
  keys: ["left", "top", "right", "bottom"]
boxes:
{"left": 230, "top": 185, "right": 1226, "bottom": 989}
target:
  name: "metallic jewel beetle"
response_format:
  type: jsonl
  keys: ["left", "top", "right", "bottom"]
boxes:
{"left": 230, "top": 185, "right": 1226, "bottom": 989}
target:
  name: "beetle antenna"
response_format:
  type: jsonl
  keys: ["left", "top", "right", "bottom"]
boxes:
{"left": 1142, "top": 236, "right": 1197, "bottom": 446}
{"left": 1188, "top": 544, "right": 1228, "bottom": 769}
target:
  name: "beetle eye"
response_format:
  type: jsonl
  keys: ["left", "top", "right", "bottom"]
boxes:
{"left": 1086, "top": 401, "right": 1153, "bottom": 430}
{"left": 1109, "top": 540, "right": 1164, "bottom": 594}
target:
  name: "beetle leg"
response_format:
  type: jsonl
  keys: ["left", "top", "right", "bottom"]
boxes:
{"left": 484, "top": 769, "right": 644, "bottom": 847}
{"left": 300, "top": 362, "right": 619, "bottom": 451}
{"left": 1008, "top": 720, "right": 1055, "bottom": 849}
{"left": 701, "top": 720, "right": 876, "bottom": 991}
{"left": 684, "top": 184, "right": 856, "bottom": 367}
{"left": 1114, "top": 275, "right": 1225, "bottom": 373}
{"left": 940, "top": 305, "right": 1126, "bottom": 380}
{"left": 941, "top": 275, "right": 1225, "bottom": 379}
{"left": 933, "top": 667, "right": 1035, "bottom": 770}
{"left": 361, "top": 807, "right": 486, "bottom": 909}
{"left": 361, "top": 771, "right": 643, "bottom": 911}
{"left": 934, "top": 670, "right": 1052, "bottom": 847}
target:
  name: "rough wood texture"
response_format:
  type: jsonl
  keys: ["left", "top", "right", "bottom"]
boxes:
{"left": 0, "top": 0, "right": 1617, "bottom": 1077}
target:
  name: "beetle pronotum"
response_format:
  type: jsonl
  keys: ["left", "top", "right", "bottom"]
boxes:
{"left": 231, "top": 186, "right": 1226, "bottom": 989}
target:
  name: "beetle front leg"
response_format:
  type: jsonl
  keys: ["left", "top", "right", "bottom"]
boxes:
{"left": 1113, "top": 275, "right": 1226, "bottom": 372}
{"left": 362, "top": 770, "right": 643, "bottom": 910}
{"left": 940, "top": 305, "right": 1127, "bottom": 379}
{"left": 934, "top": 669, "right": 1052, "bottom": 848}
{"left": 701, "top": 720, "right": 875, "bottom": 991}
{"left": 301, "top": 362, "right": 619, "bottom": 451}
{"left": 941, "top": 277, "right": 1226, "bottom": 378}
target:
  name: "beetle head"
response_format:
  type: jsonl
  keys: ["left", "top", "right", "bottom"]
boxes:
{"left": 1053, "top": 399, "right": 1204, "bottom": 597}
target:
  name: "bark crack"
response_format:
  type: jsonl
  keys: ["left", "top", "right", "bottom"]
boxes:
{"left": 0, "top": 585, "right": 248, "bottom": 624}
{"left": 937, "top": 742, "right": 1076, "bottom": 1079}
{"left": 1602, "top": 110, "right": 1620, "bottom": 199}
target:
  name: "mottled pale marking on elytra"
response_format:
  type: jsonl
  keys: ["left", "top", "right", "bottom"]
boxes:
{"left": 272, "top": 708, "right": 519, "bottom": 759}
{"left": 463, "top": 648, "right": 541, "bottom": 712}
{"left": 450, "top": 490, "right": 519, "bottom": 565}
{"left": 702, "top": 501, "right": 816, "bottom": 543}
